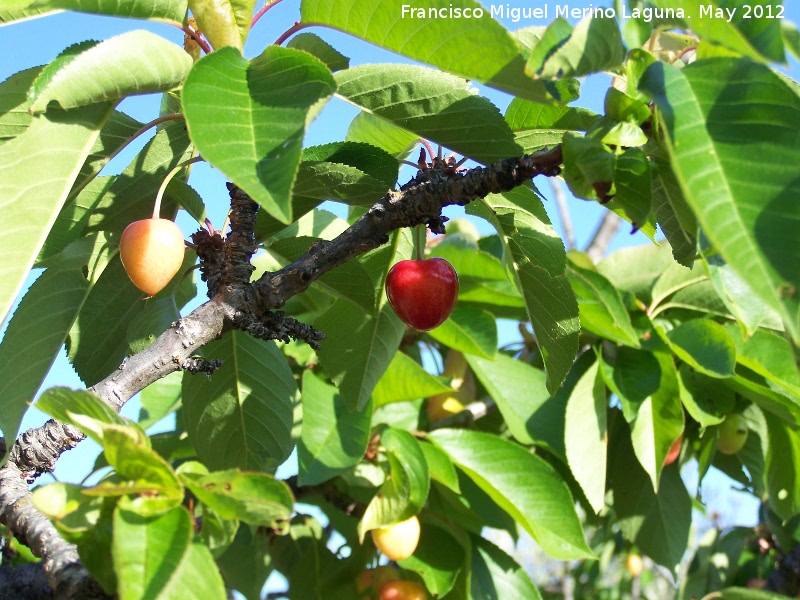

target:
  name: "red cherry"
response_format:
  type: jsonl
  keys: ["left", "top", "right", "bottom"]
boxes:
{"left": 385, "top": 258, "right": 458, "bottom": 331}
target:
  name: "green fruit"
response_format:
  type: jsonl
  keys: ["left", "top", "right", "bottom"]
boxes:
{"left": 717, "top": 413, "right": 748, "bottom": 455}
{"left": 445, "top": 218, "right": 479, "bottom": 241}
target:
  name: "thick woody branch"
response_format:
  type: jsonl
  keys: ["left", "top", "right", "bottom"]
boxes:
{"left": 0, "top": 145, "right": 562, "bottom": 597}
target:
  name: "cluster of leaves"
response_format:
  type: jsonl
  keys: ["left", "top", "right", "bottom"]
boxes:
{"left": 0, "top": 0, "right": 799, "bottom": 598}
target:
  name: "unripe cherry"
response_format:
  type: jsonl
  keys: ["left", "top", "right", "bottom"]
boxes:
{"left": 120, "top": 218, "right": 185, "bottom": 296}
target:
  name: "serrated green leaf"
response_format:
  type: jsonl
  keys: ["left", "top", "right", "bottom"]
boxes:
{"left": 126, "top": 297, "right": 178, "bottom": 354}
{"left": 216, "top": 526, "right": 273, "bottom": 600}
{"left": 704, "top": 253, "right": 774, "bottom": 337}
{"left": 471, "top": 535, "right": 542, "bottom": 600}
{"left": 287, "top": 33, "right": 350, "bottom": 72}
{"left": 0, "top": 234, "right": 115, "bottom": 446}
{"left": 651, "top": 155, "right": 697, "bottom": 267}
{"left": 30, "top": 32, "right": 191, "bottom": 113}
{"left": 335, "top": 64, "right": 522, "bottom": 165}
{"left": 297, "top": 370, "right": 372, "bottom": 485}
{"left": 597, "top": 243, "right": 674, "bottom": 304}
{"left": 345, "top": 111, "right": 418, "bottom": 160}
{"left": 430, "top": 429, "right": 594, "bottom": 560}
{"left": 765, "top": 412, "right": 800, "bottom": 521}
{"left": 677, "top": 365, "right": 732, "bottom": 428}
{"left": 608, "top": 411, "right": 691, "bottom": 570}
{"left": 465, "top": 353, "right": 549, "bottom": 448}
{"left": 479, "top": 187, "right": 579, "bottom": 393}
{"left": 0, "top": 66, "right": 42, "bottom": 142}
{"left": 181, "top": 468, "right": 293, "bottom": 525}
{"left": 526, "top": 16, "right": 625, "bottom": 79}
{"left": 427, "top": 306, "right": 498, "bottom": 360}
{"left": 372, "top": 351, "right": 451, "bottom": 408}
{"left": 565, "top": 358, "right": 607, "bottom": 514}
{"left": 314, "top": 299, "right": 406, "bottom": 411}
{"left": 182, "top": 332, "right": 301, "bottom": 471}
{"left": 566, "top": 262, "right": 640, "bottom": 347}
{"left": 0, "top": 0, "right": 188, "bottom": 26}
{"left": 0, "top": 101, "right": 113, "bottom": 327}
{"left": 113, "top": 506, "right": 226, "bottom": 600}
{"left": 726, "top": 326, "right": 800, "bottom": 398}
{"left": 641, "top": 58, "right": 800, "bottom": 346}
{"left": 358, "top": 427, "right": 429, "bottom": 541}
{"left": 428, "top": 234, "right": 507, "bottom": 282}
{"left": 662, "top": 319, "right": 736, "bottom": 379}
{"left": 183, "top": 46, "right": 336, "bottom": 223}
{"left": 301, "top": 0, "right": 577, "bottom": 103}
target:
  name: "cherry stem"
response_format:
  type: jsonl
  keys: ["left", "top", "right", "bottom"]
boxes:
{"left": 251, "top": 0, "right": 284, "bottom": 29}
{"left": 179, "top": 24, "right": 213, "bottom": 55}
{"left": 274, "top": 21, "right": 313, "bottom": 46}
{"left": 419, "top": 139, "right": 436, "bottom": 163}
{"left": 415, "top": 224, "right": 426, "bottom": 261}
{"left": 153, "top": 156, "right": 206, "bottom": 220}
{"left": 99, "top": 113, "right": 186, "bottom": 179}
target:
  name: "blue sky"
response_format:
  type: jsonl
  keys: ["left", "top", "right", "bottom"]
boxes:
{"left": 1, "top": 0, "right": 799, "bottom": 555}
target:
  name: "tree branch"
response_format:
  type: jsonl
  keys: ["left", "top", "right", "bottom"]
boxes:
{"left": 585, "top": 210, "right": 621, "bottom": 262}
{"left": 549, "top": 179, "right": 574, "bottom": 251}
{"left": 0, "top": 146, "right": 563, "bottom": 597}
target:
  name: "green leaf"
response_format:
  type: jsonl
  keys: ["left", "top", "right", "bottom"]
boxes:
{"left": 314, "top": 299, "right": 406, "bottom": 411}
{"left": 287, "top": 33, "right": 350, "bottom": 72}
{"left": 296, "top": 370, "right": 372, "bottom": 485}
{"left": 427, "top": 306, "right": 497, "bottom": 360}
{"left": 372, "top": 351, "right": 451, "bottom": 408}
{"left": 526, "top": 16, "right": 625, "bottom": 79}
{"left": 300, "top": 141, "right": 399, "bottom": 195}
{"left": 398, "top": 522, "right": 464, "bottom": 597}
{"left": 613, "top": 148, "right": 652, "bottom": 231}
{"left": 597, "top": 243, "right": 674, "bottom": 304}
{"left": 182, "top": 46, "right": 336, "bottom": 223}
{"left": 650, "top": 0, "right": 785, "bottom": 62}
{"left": 677, "top": 365, "right": 732, "bottom": 428}
{"left": 419, "top": 441, "right": 460, "bottom": 493}
{"left": 34, "top": 387, "right": 127, "bottom": 444}
{"left": 428, "top": 234, "right": 507, "bottom": 282}
{"left": 30, "top": 32, "right": 191, "bottom": 113}
{"left": 32, "top": 481, "right": 105, "bottom": 538}
{"left": 216, "top": 526, "right": 273, "bottom": 600}
{"left": 561, "top": 132, "right": 615, "bottom": 202}
{"left": 188, "top": 0, "right": 256, "bottom": 51}
{"left": 66, "top": 252, "right": 194, "bottom": 386}
{"left": 0, "top": 235, "right": 114, "bottom": 445}
{"left": 565, "top": 358, "right": 607, "bottom": 514}
{"left": 113, "top": 506, "right": 226, "bottom": 600}
{"left": 180, "top": 467, "right": 293, "bottom": 526}
{"left": 126, "top": 297, "right": 179, "bottom": 354}
{"left": 0, "top": 0, "right": 188, "bottom": 26}
{"left": 430, "top": 429, "right": 594, "bottom": 560}
{"left": 479, "top": 187, "right": 579, "bottom": 393}
{"left": 358, "top": 427, "right": 429, "bottom": 541}
{"left": 345, "top": 111, "right": 418, "bottom": 160}
{"left": 662, "top": 319, "right": 736, "bottom": 379}
{"left": 0, "top": 101, "right": 112, "bottom": 327}
{"left": 566, "top": 262, "right": 640, "bottom": 347}
{"left": 709, "top": 589, "right": 794, "bottom": 600}
{"left": 335, "top": 64, "right": 522, "bottom": 166}
{"left": 471, "top": 535, "right": 542, "bottom": 600}
{"left": 765, "top": 412, "right": 800, "bottom": 521}
{"left": 627, "top": 353, "right": 684, "bottom": 491}
{"left": 608, "top": 411, "right": 691, "bottom": 570}
{"left": 182, "top": 332, "right": 301, "bottom": 471}
{"left": 138, "top": 372, "right": 182, "bottom": 431}
{"left": 641, "top": 58, "right": 800, "bottom": 346}
{"left": 0, "top": 66, "right": 42, "bottom": 142}
{"left": 301, "top": 0, "right": 577, "bottom": 103}
{"left": 465, "top": 353, "right": 549, "bottom": 447}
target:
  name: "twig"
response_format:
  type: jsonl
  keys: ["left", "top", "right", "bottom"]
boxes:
{"left": 274, "top": 21, "right": 313, "bottom": 46}
{"left": 549, "top": 178, "right": 574, "bottom": 250}
{"left": 251, "top": 0, "right": 284, "bottom": 29}
{"left": 585, "top": 211, "right": 621, "bottom": 262}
